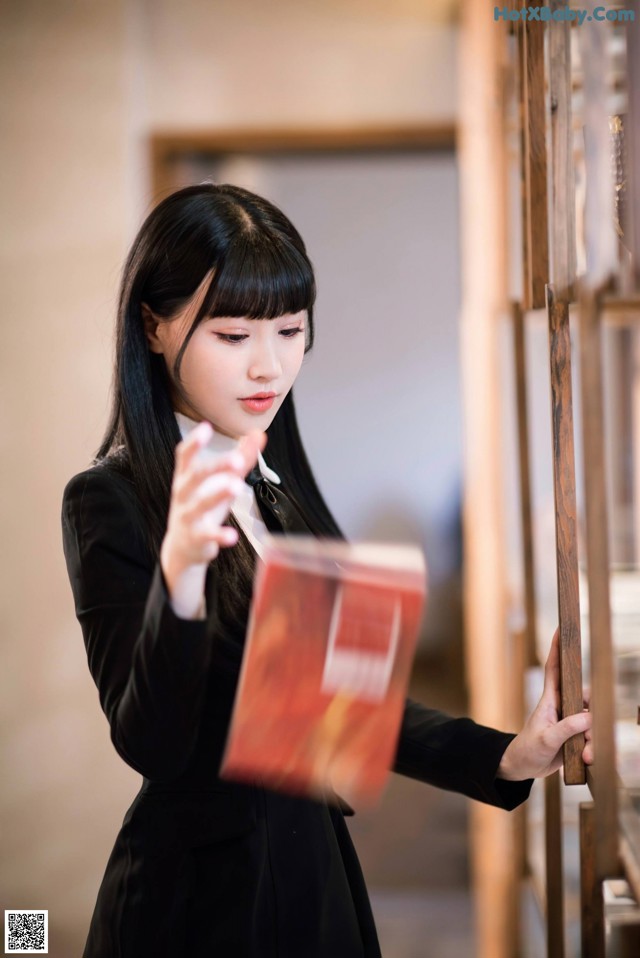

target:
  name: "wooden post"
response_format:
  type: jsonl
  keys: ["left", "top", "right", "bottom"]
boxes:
{"left": 458, "top": 4, "right": 515, "bottom": 958}
{"left": 634, "top": 327, "right": 640, "bottom": 566}
{"left": 578, "top": 286, "right": 619, "bottom": 878}
{"left": 545, "top": 772, "right": 565, "bottom": 958}
{"left": 516, "top": 21, "right": 532, "bottom": 308}
{"left": 578, "top": 22, "right": 618, "bottom": 288}
{"left": 626, "top": 9, "right": 640, "bottom": 288}
{"left": 512, "top": 301, "right": 539, "bottom": 668}
{"left": 548, "top": 0, "right": 576, "bottom": 302}
{"left": 580, "top": 802, "right": 605, "bottom": 958}
{"left": 519, "top": 20, "right": 549, "bottom": 309}
{"left": 546, "top": 284, "right": 586, "bottom": 785}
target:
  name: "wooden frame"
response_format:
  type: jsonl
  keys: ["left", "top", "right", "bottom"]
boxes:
{"left": 498, "top": 8, "right": 640, "bottom": 958}
{"left": 149, "top": 123, "right": 456, "bottom": 203}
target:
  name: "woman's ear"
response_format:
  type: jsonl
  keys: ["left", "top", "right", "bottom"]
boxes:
{"left": 141, "top": 303, "right": 164, "bottom": 354}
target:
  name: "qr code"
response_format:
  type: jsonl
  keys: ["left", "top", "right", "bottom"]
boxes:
{"left": 4, "top": 910, "right": 48, "bottom": 953}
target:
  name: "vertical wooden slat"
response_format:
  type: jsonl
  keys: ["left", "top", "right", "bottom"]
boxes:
{"left": 578, "top": 21, "right": 618, "bottom": 288}
{"left": 546, "top": 284, "right": 586, "bottom": 785}
{"left": 634, "top": 328, "right": 640, "bottom": 566}
{"left": 627, "top": 11, "right": 640, "bottom": 288}
{"left": 521, "top": 21, "right": 549, "bottom": 309}
{"left": 458, "top": 5, "right": 515, "bottom": 958}
{"left": 517, "top": 21, "right": 532, "bottom": 308}
{"left": 578, "top": 286, "right": 619, "bottom": 876}
{"left": 580, "top": 802, "right": 606, "bottom": 958}
{"left": 545, "top": 771, "right": 565, "bottom": 958}
{"left": 548, "top": 0, "right": 576, "bottom": 302}
{"left": 507, "top": 623, "right": 527, "bottom": 958}
{"left": 512, "top": 301, "right": 539, "bottom": 668}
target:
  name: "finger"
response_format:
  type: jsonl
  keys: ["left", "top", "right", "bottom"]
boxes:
{"left": 542, "top": 710, "right": 592, "bottom": 753}
{"left": 177, "top": 450, "right": 246, "bottom": 501}
{"left": 175, "top": 421, "right": 213, "bottom": 471}
{"left": 194, "top": 473, "right": 245, "bottom": 513}
{"left": 184, "top": 473, "right": 243, "bottom": 522}
{"left": 583, "top": 741, "right": 594, "bottom": 765}
{"left": 197, "top": 517, "right": 240, "bottom": 546}
{"left": 208, "top": 524, "right": 239, "bottom": 547}
{"left": 201, "top": 524, "right": 239, "bottom": 559}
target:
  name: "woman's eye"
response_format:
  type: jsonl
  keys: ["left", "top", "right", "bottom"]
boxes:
{"left": 280, "top": 327, "right": 304, "bottom": 338}
{"left": 215, "top": 328, "right": 303, "bottom": 344}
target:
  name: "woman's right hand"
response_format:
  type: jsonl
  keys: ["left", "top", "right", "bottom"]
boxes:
{"left": 161, "top": 421, "right": 266, "bottom": 578}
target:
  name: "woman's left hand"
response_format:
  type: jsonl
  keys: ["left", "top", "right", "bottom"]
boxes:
{"left": 497, "top": 629, "right": 593, "bottom": 781}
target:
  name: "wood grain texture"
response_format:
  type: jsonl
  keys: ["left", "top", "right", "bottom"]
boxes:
{"left": 578, "top": 286, "right": 619, "bottom": 877}
{"left": 545, "top": 771, "right": 565, "bottom": 958}
{"left": 546, "top": 285, "right": 586, "bottom": 785}
{"left": 512, "top": 301, "right": 539, "bottom": 667}
{"left": 579, "top": 802, "right": 605, "bottom": 958}
{"left": 521, "top": 22, "right": 549, "bottom": 309}
{"left": 548, "top": 5, "right": 576, "bottom": 302}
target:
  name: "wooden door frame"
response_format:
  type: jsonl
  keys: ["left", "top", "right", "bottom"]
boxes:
{"left": 149, "top": 123, "right": 456, "bottom": 201}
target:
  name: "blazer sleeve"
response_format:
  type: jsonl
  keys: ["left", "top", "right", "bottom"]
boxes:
{"left": 61, "top": 466, "right": 218, "bottom": 783}
{"left": 393, "top": 699, "right": 533, "bottom": 811}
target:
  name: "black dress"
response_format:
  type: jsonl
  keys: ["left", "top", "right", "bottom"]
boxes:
{"left": 61, "top": 462, "right": 532, "bottom": 958}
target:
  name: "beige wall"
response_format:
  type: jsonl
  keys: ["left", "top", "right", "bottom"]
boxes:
{"left": 0, "top": 2, "right": 458, "bottom": 954}
{"left": 1, "top": 3, "right": 130, "bottom": 952}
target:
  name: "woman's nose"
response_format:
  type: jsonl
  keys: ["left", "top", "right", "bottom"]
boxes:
{"left": 248, "top": 344, "right": 282, "bottom": 381}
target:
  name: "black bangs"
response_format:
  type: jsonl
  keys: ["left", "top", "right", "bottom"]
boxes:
{"left": 202, "top": 229, "right": 316, "bottom": 321}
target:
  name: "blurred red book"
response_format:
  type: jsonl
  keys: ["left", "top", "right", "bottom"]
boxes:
{"left": 220, "top": 536, "right": 428, "bottom": 809}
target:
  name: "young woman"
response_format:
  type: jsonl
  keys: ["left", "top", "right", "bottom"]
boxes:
{"left": 61, "top": 183, "right": 592, "bottom": 958}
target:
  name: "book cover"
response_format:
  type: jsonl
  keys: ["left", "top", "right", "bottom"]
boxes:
{"left": 221, "top": 537, "right": 428, "bottom": 808}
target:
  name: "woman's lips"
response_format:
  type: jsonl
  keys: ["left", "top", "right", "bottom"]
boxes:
{"left": 239, "top": 395, "right": 276, "bottom": 413}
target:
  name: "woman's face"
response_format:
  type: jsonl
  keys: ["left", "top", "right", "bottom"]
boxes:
{"left": 144, "top": 293, "right": 307, "bottom": 439}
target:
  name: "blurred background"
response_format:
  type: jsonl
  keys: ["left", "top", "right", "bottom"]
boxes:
{"left": 0, "top": 1, "right": 490, "bottom": 956}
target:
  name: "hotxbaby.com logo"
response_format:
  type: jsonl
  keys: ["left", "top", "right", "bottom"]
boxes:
{"left": 494, "top": 6, "right": 636, "bottom": 23}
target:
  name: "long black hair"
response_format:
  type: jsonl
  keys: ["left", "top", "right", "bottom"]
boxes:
{"left": 95, "top": 183, "right": 344, "bottom": 631}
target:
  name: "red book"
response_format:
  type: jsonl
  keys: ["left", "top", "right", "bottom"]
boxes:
{"left": 220, "top": 537, "right": 428, "bottom": 809}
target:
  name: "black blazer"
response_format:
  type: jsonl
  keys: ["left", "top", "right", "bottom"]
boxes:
{"left": 61, "top": 463, "right": 532, "bottom": 958}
